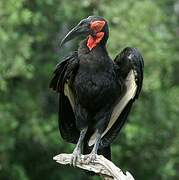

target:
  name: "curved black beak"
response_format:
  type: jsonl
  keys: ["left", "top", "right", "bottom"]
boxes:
{"left": 60, "top": 21, "right": 91, "bottom": 47}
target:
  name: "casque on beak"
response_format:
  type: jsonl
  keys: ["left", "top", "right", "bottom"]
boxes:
{"left": 60, "top": 20, "right": 91, "bottom": 47}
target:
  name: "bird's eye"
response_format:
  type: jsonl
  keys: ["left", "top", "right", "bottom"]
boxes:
{"left": 79, "top": 21, "right": 85, "bottom": 26}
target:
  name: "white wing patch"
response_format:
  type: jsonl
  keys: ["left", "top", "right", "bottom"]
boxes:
{"left": 88, "top": 70, "right": 137, "bottom": 146}
{"left": 64, "top": 83, "right": 75, "bottom": 111}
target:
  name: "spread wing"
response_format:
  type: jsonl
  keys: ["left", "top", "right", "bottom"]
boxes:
{"left": 89, "top": 47, "right": 144, "bottom": 147}
{"left": 49, "top": 52, "right": 79, "bottom": 144}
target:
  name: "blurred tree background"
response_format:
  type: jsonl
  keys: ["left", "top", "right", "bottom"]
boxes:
{"left": 0, "top": 0, "right": 179, "bottom": 179}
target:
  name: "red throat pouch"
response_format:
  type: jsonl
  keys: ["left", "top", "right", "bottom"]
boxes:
{"left": 87, "top": 32, "right": 104, "bottom": 50}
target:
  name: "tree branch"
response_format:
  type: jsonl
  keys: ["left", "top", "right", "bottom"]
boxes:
{"left": 53, "top": 153, "right": 135, "bottom": 180}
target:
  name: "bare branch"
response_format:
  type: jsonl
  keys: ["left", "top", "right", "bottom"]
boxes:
{"left": 53, "top": 153, "right": 135, "bottom": 180}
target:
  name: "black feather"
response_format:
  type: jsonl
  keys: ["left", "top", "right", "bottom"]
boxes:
{"left": 114, "top": 47, "right": 144, "bottom": 99}
{"left": 59, "top": 94, "right": 79, "bottom": 144}
{"left": 49, "top": 52, "right": 79, "bottom": 93}
{"left": 99, "top": 47, "right": 144, "bottom": 147}
{"left": 100, "top": 100, "right": 133, "bottom": 147}
{"left": 49, "top": 52, "right": 79, "bottom": 143}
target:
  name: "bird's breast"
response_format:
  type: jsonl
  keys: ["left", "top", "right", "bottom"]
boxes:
{"left": 74, "top": 69, "right": 120, "bottom": 111}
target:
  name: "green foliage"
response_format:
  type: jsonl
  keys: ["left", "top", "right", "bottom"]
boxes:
{"left": 0, "top": 0, "right": 179, "bottom": 180}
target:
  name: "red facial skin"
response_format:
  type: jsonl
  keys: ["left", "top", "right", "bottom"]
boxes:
{"left": 90, "top": 20, "right": 106, "bottom": 32}
{"left": 87, "top": 20, "right": 106, "bottom": 50}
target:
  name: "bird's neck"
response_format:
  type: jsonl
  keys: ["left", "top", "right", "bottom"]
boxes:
{"left": 78, "top": 38, "right": 108, "bottom": 56}
{"left": 78, "top": 39, "right": 111, "bottom": 71}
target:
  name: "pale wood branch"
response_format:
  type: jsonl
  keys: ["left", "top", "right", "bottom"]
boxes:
{"left": 53, "top": 153, "right": 135, "bottom": 180}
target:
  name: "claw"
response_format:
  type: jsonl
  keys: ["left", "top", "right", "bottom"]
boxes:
{"left": 70, "top": 154, "right": 78, "bottom": 167}
{"left": 84, "top": 152, "right": 97, "bottom": 164}
{"left": 70, "top": 148, "right": 81, "bottom": 167}
{"left": 69, "top": 128, "right": 88, "bottom": 166}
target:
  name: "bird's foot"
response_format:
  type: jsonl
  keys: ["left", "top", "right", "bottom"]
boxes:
{"left": 70, "top": 148, "right": 81, "bottom": 167}
{"left": 84, "top": 152, "right": 97, "bottom": 164}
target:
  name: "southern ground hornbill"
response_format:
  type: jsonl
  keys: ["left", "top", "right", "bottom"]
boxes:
{"left": 50, "top": 16, "right": 144, "bottom": 166}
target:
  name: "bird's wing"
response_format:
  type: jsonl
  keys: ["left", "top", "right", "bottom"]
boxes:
{"left": 49, "top": 52, "right": 79, "bottom": 144}
{"left": 89, "top": 47, "right": 144, "bottom": 147}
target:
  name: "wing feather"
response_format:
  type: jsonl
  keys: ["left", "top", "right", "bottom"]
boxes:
{"left": 49, "top": 52, "right": 79, "bottom": 144}
{"left": 89, "top": 47, "right": 144, "bottom": 147}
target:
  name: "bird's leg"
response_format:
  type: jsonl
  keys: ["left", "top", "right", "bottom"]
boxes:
{"left": 71, "top": 127, "right": 88, "bottom": 166}
{"left": 85, "top": 130, "right": 101, "bottom": 164}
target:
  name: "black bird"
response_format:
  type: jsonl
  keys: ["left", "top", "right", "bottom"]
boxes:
{"left": 50, "top": 16, "right": 144, "bottom": 166}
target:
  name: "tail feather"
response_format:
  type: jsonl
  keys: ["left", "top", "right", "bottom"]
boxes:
{"left": 98, "top": 146, "right": 111, "bottom": 161}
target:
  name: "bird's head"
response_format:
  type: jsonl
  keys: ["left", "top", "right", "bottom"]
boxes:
{"left": 60, "top": 16, "right": 109, "bottom": 50}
